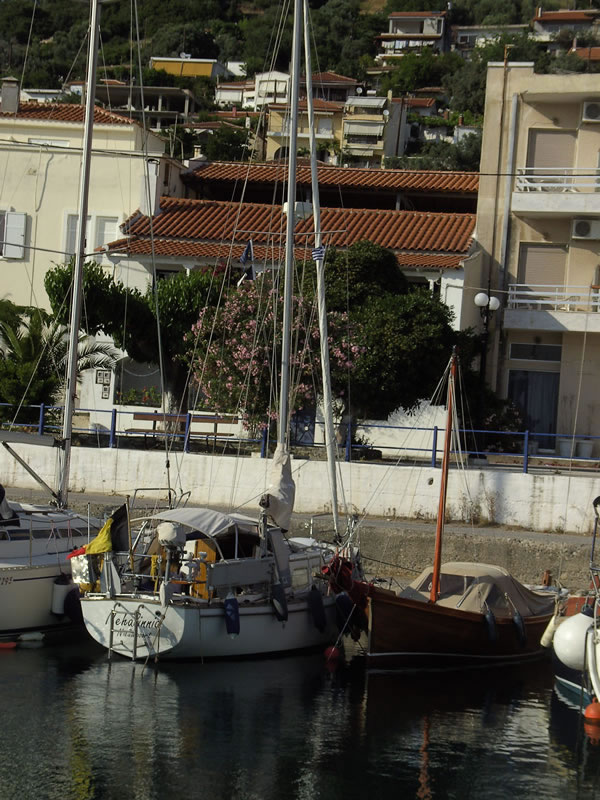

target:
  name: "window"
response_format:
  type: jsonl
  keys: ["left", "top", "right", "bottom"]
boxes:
{"left": 65, "top": 214, "right": 118, "bottom": 258}
{"left": 0, "top": 211, "right": 26, "bottom": 258}
{"left": 510, "top": 343, "right": 562, "bottom": 362}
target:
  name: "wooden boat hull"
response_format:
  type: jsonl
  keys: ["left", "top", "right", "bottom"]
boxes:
{"left": 368, "top": 587, "right": 553, "bottom": 670}
{"left": 81, "top": 592, "right": 338, "bottom": 661}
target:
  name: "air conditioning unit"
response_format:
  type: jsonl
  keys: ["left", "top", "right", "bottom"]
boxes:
{"left": 582, "top": 101, "right": 600, "bottom": 122}
{"left": 572, "top": 218, "right": 600, "bottom": 239}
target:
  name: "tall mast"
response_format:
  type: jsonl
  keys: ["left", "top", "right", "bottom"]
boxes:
{"left": 429, "top": 349, "right": 457, "bottom": 604}
{"left": 58, "top": 0, "right": 102, "bottom": 507}
{"left": 278, "top": 0, "right": 302, "bottom": 448}
{"left": 302, "top": 2, "right": 340, "bottom": 535}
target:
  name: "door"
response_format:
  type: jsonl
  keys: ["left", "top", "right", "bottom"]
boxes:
{"left": 507, "top": 370, "right": 559, "bottom": 447}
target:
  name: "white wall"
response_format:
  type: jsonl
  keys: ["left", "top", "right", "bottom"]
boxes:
{"left": 2, "top": 443, "right": 599, "bottom": 534}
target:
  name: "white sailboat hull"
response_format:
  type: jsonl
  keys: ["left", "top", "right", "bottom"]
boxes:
{"left": 0, "top": 515, "right": 94, "bottom": 635}
{"left": 81, "top": 593, "right": 338, "bottom": 660}
{"left": 0, "top": 557, "right": 83, "bottom": 634}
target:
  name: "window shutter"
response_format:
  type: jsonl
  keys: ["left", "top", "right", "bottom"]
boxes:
{"left": 3, "top": 212, "right": 26, "bottom": 258}
{"left": 518, "top": 244, "right": 567, "bottom": 286}
{"left": 526, "top": 130, "right": 575, "bottom": 168}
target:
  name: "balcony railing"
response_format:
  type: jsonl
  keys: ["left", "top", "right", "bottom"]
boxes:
{"left": 507, "top": 284, "right": 600, "bottom": 312}
{"left": 515, "top": 167, "right": 600, "bottom": 193}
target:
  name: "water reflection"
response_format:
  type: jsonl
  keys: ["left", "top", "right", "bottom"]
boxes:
{"left": 1, "top": 641, "right": 600, "bottom": 799}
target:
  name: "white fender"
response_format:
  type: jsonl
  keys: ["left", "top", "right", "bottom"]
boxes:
{"left": 553, "top": 611, "right": 593, "bottom": 670}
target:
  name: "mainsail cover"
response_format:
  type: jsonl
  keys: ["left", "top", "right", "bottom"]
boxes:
{"left": 261, "top": 444, "right": 295, "bottom": 530}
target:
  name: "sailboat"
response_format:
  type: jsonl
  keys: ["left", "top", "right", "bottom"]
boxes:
{"left": 364, "top": 350, "right": 556, "bottom": 669}
{"left": 74, "top": 0, "right": 355, "bottom": 661}
{"left": 552, "top": 497, "right": 600, "bottom": 709}
{"left": 0, "top": 0, "right": 105, "bottom": 637}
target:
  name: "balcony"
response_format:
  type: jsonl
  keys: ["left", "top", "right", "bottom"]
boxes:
{"left": 512, "top": 168, "right": 600, "bottom": 217}
{"left": 504, "top": 283, "right": 600, "bottom": 332}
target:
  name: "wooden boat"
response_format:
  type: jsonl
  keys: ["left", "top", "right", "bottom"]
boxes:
{"left": 365, "top": 350, "right": 555, "bottom": 669}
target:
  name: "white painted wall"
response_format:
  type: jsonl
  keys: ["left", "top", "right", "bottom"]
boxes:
{"left": 2, "top": 443, "right": 599, "bottom": 534}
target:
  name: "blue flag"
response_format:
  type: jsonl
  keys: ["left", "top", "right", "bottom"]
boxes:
{"left": 311, "top": 245, "right": 326, "bottom": 262}
{"left": 240, "top": 239, "right": 254, "bottom": 265}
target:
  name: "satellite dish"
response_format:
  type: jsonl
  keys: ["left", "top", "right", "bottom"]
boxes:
{"left": 179, "top": 52, "right": 192, "bottom": 59}
{"left": 356, "top": 86, "right": 363, "bottom": 95}
{"left": 383, "top": 109, "right": 390, "bottom": 118}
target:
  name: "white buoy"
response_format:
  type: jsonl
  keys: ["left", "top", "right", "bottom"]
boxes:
{"left": 553, "top": 610, "right": 594, "bottom": 670}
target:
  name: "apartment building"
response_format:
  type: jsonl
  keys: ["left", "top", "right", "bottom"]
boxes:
{"left": 471, "top": 62, "right": 600, "bottom": 449}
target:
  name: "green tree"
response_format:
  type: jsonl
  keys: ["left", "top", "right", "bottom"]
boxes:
{"left": 201, "top": 126, "right": 249, "bottom": 161}
{"left": 300, "top": 241, "right": 457, "bottom": 418}
{"left": 45, "top": 261, "right": 226, "bottom": 408}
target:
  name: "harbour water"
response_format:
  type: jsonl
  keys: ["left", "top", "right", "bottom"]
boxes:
{"left": 0, "top": 636, "right": 599, "bottom": 800}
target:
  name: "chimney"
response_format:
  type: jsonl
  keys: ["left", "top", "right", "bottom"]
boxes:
{"left": 1, "top": 77, "right": 19, "bottom": 113}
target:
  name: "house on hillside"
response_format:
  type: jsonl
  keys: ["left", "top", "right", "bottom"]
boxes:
{"left": 149, "top": 56, "right": 229, "bottom": 80}
{"left": 470, "top": 62, "right": 600, "bottom": 452}
{"left": 450, "top": 24, "right": 528, "bottom": 59}
{"left": 266, "top": 98, "right": 343, "bottom": 163}
{"left": 300, "top": 72, "right": 359, "bottom": 103}
{"left": 375, "top": 11, "right": 450, "bottom": 67}
{"left": 531, "top": 9, "right": 600, "bottom": 54}
{"left": 342, "top": 94, "right": 406, "bottom": 168}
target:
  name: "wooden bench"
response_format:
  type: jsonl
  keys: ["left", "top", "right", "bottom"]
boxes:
{"left": 125, "top": 411, "right": 239, "bottom": 448}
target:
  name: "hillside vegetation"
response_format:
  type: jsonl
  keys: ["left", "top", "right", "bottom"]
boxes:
{"left": 0, "top": 0, "right": 594, "bottom": 122}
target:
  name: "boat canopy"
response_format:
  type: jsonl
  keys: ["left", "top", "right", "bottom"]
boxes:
{"left": 141, "top": 507, "right": 260, "bottom": 540}
{"left": 402, "top": 561, "right": 555, "bottom": 618}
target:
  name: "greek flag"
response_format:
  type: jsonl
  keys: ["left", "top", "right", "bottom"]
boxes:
{"left": 240, "top": 239, "right": 254, "bottom": 265}
{"left": 311, "top": 245, "right": 326, "bottom": 262}
{"left": 237, "top": 239, "right": 256, "bottom": 286}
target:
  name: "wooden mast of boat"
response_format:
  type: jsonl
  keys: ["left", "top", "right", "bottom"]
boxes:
{"left": 302, "top": 1, "right": 340, "bottom": 536}
{"left": 429, "top": 348, "right": 457, "bottom": 603}
{"left": 58, "top": 0, "right": 102, "bottom": 508}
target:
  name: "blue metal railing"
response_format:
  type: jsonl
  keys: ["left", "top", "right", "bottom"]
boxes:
{"left": 1, "top": 402, "right": 599, "bottom": 474}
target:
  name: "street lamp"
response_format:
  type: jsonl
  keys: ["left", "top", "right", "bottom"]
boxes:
{"left": 474, "top": 292, "right": 500, "bottom": 384}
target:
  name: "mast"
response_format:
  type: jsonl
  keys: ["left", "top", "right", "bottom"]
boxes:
{"left": 278, "top": 0, "right": 302, "bottom": 449}
{"left": 58, "top": 0, "right": 102, "bottom": 507}
{"left": 429, "top": 349, "right": 457, "bottom": 604}
{"left": 302, "top": 2, "right": 340, "bottom": 536}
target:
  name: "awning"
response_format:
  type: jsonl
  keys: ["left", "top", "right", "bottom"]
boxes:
{"left": 344, "top": 122, "right": 384, "bottom": 136}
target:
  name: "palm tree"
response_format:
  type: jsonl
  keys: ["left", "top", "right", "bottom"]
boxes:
{"left": 0, "top": 309, "right": 119, "bottom": 422}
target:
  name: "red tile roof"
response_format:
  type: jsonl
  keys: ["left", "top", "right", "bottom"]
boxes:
{"left": 404, "top": 97, "right": 437, "bottom": 108}
{"left": 306, "top": 72, "right": 357, "bottom": 84}
{"left": 111, "top": 198, "right": 473, "bottom": 270}
{"left": 186, "top": 161, "right": 478, "bottom": 194}
{"left": 572, "top": 46, "right": 600, "bottom": 61}
{"left": 0, "top": 102, "right": 133, "bottom": 125}
{"left": 107, "top": 238, "right": 467, "bottom": 270}
{"left": 534, "top": 10, "right": 598, "bottom": 22}
{"left": 389, "top": 10, "right": 446, "bottom": 17}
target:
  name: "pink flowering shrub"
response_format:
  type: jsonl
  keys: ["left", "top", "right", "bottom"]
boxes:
{"left": 183, "top": 274, "right": 365, "bottom": 432}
